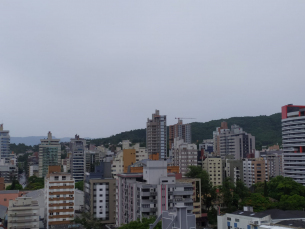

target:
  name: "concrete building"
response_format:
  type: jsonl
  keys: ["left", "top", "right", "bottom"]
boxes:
{"left": 39, "top": 132, "right": 61, "bottom": 178}
{"left": 243, "top": 158, "right": 269, "bottom": 188}
{"left": 170, "top": 138, "right": 197, "bottom": 176}
{"left": 29, "top": 164, "right": 39, "bottom": 177}
{"left": 45, "top": 166, "right": 75, "bottom": 229}
{"left": 0, "top": 124, "right": 12, "bottom": 162}
{"left": 7, "top": 197, "right": 39, "bottom": 229}
{"left": 84, "top": 162, "right": 115, "bottom": 224}
{"left": 0, "top": 178, "right": 4, "bottom": 191}
{"left": 260, "top": 150, "right": 284, "bottom": 178}
{"left": 69, "top": 135, "right": 86, "bottom": 182}
{"left": 0, "top": 190, "right": 26, "bottom": 208}
{"left": 169, "top": 120, "right": 191, "bottom": 150}
{"left": 218, "top": 207, "right": 305, "bottom": 229}
{"left": 0, "top": 160, "right": 18, "bottom": 183}
{"left": 149, "top": 203, "right": 196, "bottom": 229}
{"left": 111, "top": 142, "right": 148, "bottom": 179}
{"left": 202, "top": 157, "right": 223, "bottom": 186}
{"left": 219, "top": 124, "right": 255, "bottom": 160}
{"left": 85, "top": 150, "right": 100, "bottom": 172}
{"left": 146, "top": 110, "right": 167, "bottom": 159}
{"left": 213, "top": 121, "right": 228, "bottom": 156}
{"left": 282, "top": 104, "right": 305, "bottom": 185}
{"left": 199, "top": 139, "right": 214, "bottom": 154}
{"left": 116, "top": 160, "right": 194, "bottom": 227}
{"left": 224, "top": 159, "right": 244, "bottom": 184}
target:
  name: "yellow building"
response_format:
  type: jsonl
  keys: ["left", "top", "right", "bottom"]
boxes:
{"left": 202, "top": 157, "right": 223, "bottom": 186}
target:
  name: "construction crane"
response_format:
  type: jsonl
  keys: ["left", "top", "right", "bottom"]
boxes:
{"left": 175, "top": 117, "right": 196, "bottom": 122}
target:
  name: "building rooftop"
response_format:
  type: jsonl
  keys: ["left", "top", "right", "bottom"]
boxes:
{"left": 230, "top": 210, "right": 270, "bottom": 218}
{"left": 0, "top": 190, "right": 19, "bottom": 194}
{"left": 262, "top": 209, "right": 305, "bottom": 219}
{"left": 276, "top": 220, "right": 305, "bottom": 228}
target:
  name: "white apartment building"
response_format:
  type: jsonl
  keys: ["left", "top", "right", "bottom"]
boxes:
{"left": 116, "top": 160, "right": 194, "bottom": 227}
{"left": 170, "top": 137, "right": 197, "bottom": 176}
{"left": 45, "top": 166, "right": 75, "bottom": 229}
{"left": 29, "top": 164, "right": 39, "bottom": 177}
{"left": 7, "top": 197, "right": 39, "bottom": 229}
{"left": 202, "top": 157, "right": 223, "bottom": 186}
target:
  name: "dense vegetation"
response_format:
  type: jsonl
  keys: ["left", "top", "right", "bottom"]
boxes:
{"left": 10, "top": 143, "right": 39, "bottom": 155}
{"left": 24, "top": 176, "right": 44, "bottom": 190}
{"left": 89, "top": 113, "right": 281, "bottom": 150}
{"left": 185, "top": 166, "right": 305, "bottom": 226}
{"left": 118, "top": 217, "right": 161, "bottom": 229}
{"left": 6, "top": 179, "right": 23, "bottom": 190}
{"left": 75, "top": 181, "right": 84, "bottom": 191}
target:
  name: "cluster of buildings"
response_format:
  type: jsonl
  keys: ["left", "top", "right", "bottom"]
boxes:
{"left": 1, "top": 105, "right": 305, "bottom": 228}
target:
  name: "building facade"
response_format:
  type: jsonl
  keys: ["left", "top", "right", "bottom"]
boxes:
{"left": 243, "top": 158, "right": 269, "bottom": 188}
{"left": 45, "top": 166, "right": 75, "bottom": 229}
{"left": 169, "top": 120, "right": 191, "bottom": 149}
{"left": 260, "top": 150, "right": 284, "bottom": 178}
{"left": 39, "top": 132, "right": 61, "bottom": 178}
{"left": 7, "top": 197, "right": 39, "bottom": 229}
{"left": 202, "top": 157, "right": 223, "bottom": 186}
{"left": 219, "top": 124, "right": 255, "bottom": 160}
{"left": 224, "top": 159, "right": 244, "bottom": 184}
{"left": 146, "top": 110, "right": 167, "bottom": 159}
{"left": 282, "top": 104, "right": 305, "bottom": 185}
{"left": 84, "top": 162, "right": 115, "bottom": 224}
{"left": 170, "top": 138, "right": 197, "bottom": 176}
{"left": 69, "top": 135, "right": 86, "bottom": 182}
{"left": 116, "top": 160, "right": 194, "bottom": 227}
{"left": 0, "top": 124, "right": 12, "bottom": 162}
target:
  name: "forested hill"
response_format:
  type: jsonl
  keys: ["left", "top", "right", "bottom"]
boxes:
{"left": 89, "top": 113, "right": 282, "bottom": 150}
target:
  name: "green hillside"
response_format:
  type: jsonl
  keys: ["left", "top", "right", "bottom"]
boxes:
{"left": 89, "top": 113, "right": 282, "bottom": 150}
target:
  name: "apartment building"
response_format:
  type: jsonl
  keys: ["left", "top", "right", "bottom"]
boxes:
{"left": 45, "top": 166, "right": 75, "bottom": 229}
{"left": 213, "top": 122, "right": 228, "bottom": 156}
{"left": 170, "top": 138, "right": 197, "bottom": 176}
{"left": 29, "top": 164, "right": 39, "bottom": 177}
{"left": 0, "top": 159, "right": 18, "bottom": 183}
{"left": 169, "top": 119, "right": 191, "bottom": 149}
{"left": 219, "top": 124, "right": 255, "bottom": 160}
{"left": 202, "top": 157, "right": 223, "bottom": 186}
{"left": 282, "top": 104, "right": 305, "bottom": 184}
{"left": 243, "top": 158, "right": 269, "bottom": 188}
{"left": 224, "top": 159, "right": 244, "bottom": 184}
{"left": 7, "top": 197, "right": 39, "bottom": 229}
{"left": 0, "top": 124, "right": 12, "bottom": 162}
{"left": 39, "top": 132, "right": 61, "bottom": 178}
{"left": 85, "top": 150, "right": 100, "bottom": 172}
{"left": 69, "top": 135, "right": 86, "bottom": 182}
{"left": 116, "top": 160, "right": 194, "bottom": 227}
{"left": 111, "top": 142, "right": 148, "bottom": 179}
{"left": 84, "top": 162, "right": 116, "bottom": 224}
{"left": 199, "top": 139, "right": 214, "bottom": 154}
{"left": 260, "top": 150, "right": 284, "bottom": 178}
{"left": 146, "top": 110, "right": 167, "bottom": 159}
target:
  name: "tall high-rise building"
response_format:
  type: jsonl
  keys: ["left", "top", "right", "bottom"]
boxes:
{"left": 243, "top": 158, "right": 269, "bottom": 188}
{"left": 146, "top": 110, "right": 167, "bottom": 159}
{"left": 282, "top": 104, "right": 305, "bottom": 184}
{"left": 39, "top": 132, "right": 61, "bottom": 178}
{"left": 45, "top": 166, "right": 75, "bottom": 229}
{"left": 69, "top": 134, "right": 86, "bottom": 182}
{"left": 0, "top": 124, "right": 12, "bottom": 162}
{"left": 219, "top": 124, "right": 255, "bottom": 160}
{"left": 213, "top": 122, "right": 228, "bottom": 156}
{"left": 169, "top": 120, "right": 191, "bottom": 149}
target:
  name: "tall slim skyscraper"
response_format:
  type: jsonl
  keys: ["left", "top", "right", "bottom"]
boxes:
{"left": 39, "top": 131, "right": 61, "bottom": 178}
{"left": 70, "top": 134, "right": 86, "bottom": 182}
{"left": 169, "top": 120, "right": 191, "bottom": 149}
{"left": 146, "top": 110, "right": 167, "bottom": 159}
{"left": 282, "top": 104, "right": 305, "bottom": 185}
{"left": 0, "top": 124, "right": 12, "bottom": 162}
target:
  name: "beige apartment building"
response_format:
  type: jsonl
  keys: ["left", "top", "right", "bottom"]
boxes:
{"left": 39, "top": 132, "right": 61, "bottom": 178}
{"left": 243, "top": 158, "right": 269, "bottom": 188}
{"left": 7, "top": 197, "right": 39, "bottom": 229}
{"left": 45, "top": 166, "right": 75, "bottom": 229}
{"left": 202, "top": 157, "right": 223, "bottom": 186}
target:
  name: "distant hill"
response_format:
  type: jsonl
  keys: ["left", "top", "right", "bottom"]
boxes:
{"left": 89, "top": 113, "right": 282, "bottom": 150}
{"left": 11, "top": 136, "right": 73, "bottom": 146}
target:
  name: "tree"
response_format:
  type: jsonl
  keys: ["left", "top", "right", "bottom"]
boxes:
{"left": 6, "top": 179, "right": 23, "bottom": 190}
{"left": 264, "top": 180, "right": 268, "bottom": 197}
{"left": 25, "top": 176, "right": 44, "bottom": 190}
{"left": 277, "top": 194, "right": 305, "bottom": 210}
{"left": 242, "top": 193, "right": 273, "bottom": 212}
{"left": 118, "top": 217, "right": 161, "bottom": 229}
{"left": 73, "top": 211, "right": 105, "bottom": 229}
{"left": 75, "top": 181, "right": 84, "bottom": 191}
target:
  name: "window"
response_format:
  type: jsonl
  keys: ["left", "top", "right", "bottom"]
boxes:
{"left": 100, "top": 200, "right": 103, "bottom": 202}
{"left": 235, "top": 219, "right": 239, "bottom": 222}
{"left": 4, "top": 198, "right": 6, "bottom": 201}
{"left": 227, "top": 217, "right": 231, "bottom": 221}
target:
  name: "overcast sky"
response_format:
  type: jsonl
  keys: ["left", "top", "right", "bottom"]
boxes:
{"left": 1, "top": 1, "right": 305, "bottom": 138}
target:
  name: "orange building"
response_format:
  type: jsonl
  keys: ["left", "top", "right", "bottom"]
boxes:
{"left": 123, "top": 149, "right": 136, "bottom": 173}
{"left": 0, "top": 190, "right": 27, "bottom": 207}
{"left": 0, "top": 178, "right": 5, "bottom": 191}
